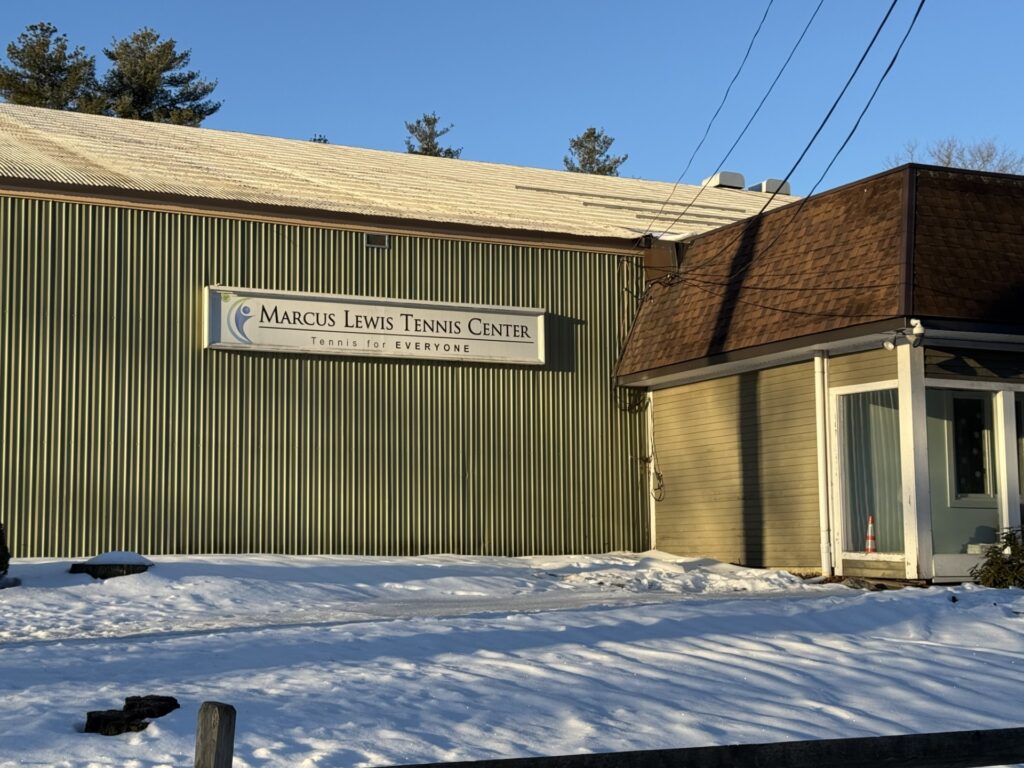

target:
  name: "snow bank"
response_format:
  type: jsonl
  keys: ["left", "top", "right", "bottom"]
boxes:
{"left": 3, "top": 552, "right": 1023, "bottom": 768}
{"left": 84, "top": 550, "right": 154, "bottom": 566}
{"left": 0, "top": 552, "right": 818, "bottom": 644}
{"left": 549, "top": 553, "right": 804, "bottom": 593}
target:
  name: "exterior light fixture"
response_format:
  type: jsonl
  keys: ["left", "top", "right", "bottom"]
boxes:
{"left": 882, "top": 320, "right": 925, "bottom": 351}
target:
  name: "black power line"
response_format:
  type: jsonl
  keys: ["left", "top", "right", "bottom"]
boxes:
{"left": 639, "top": 0, "right": 775, "bottom": 238}
{"left": 652, "top": 0, "right": 825, "bottom": 238}
{"left": 684, "top": 0, "right": 928, "bottom": 285}
{"left": 638, "top": 0, "right": 928, "bottom": 322}
{"left": 644, "top": 0, "right": 901, "bottom": 282}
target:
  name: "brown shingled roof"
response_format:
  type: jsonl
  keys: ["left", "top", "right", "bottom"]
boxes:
{"left": 913, "top": 167, "right": 1024, "bottom": 322}
{"left": 617, "top": 165, "right": 1024, "bottom": 382}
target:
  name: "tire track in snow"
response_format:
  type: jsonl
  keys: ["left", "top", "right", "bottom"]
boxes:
{"left": 0, "top": 589, "right": 855, "bottom": 648}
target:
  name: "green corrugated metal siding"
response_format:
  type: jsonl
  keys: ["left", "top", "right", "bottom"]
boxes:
{"left": 0, "top": 195, "right": 649, "bottom": 558}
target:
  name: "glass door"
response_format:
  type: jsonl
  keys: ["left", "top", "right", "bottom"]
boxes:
{"left": 1016, "top": 393, "right": 1024, "bottom": 524}
{"left": 837, "top": 389, "right": 905, "bottom": 557}
{"left": 927, "top": 389, "right": 1000, "bottom": 578}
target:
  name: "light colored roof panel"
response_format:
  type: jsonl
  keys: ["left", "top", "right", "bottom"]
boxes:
{"left": 0, "top": 104, "right": 796, "bottom": 240}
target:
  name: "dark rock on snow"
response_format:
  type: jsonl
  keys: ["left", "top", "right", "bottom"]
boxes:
{"left": 124, "top": 695, "right": 180, "bottom": 719}
{"left": 69, "top": 563, "right": 151, "bottom": 579}
{"left": 84, "top": 710, "right": 149, "bottom": 736}
{"left": 84, "top": 695, "right": 179, "bottom": 736}
{"left": 0, "top": 522, "right": 17, "bottom": 587}
{"left": 0, "top": 521, "right": 11, "bottom": 577}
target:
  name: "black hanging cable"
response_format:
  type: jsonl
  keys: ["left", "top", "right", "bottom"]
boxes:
{"left": 633, "top": 0, "right": 929, "bottom": 324}
{"left": 640, "top": 246, "right": 905, "bottom": 280}
{"left": 639, "top": 0, "right": 775, "bottom": 239}
{"left": 684, "top": 0, "right": 927, "bottom": 284}
{"left": 652, "top": 0, "right": 825, "bottom": 237}
{"left": 647, "top": 0, "right": 902, "bottom": 282}
{"left": 671, "top": 276, "right": 895, "bottom": 319}
{"left": 799, "top": 0, "right": 927, "bottom": 205}
{"left": 724, "top": 0, "right": 902, "bottom": 222}
{"left": 622, "top": 0, "right": 926, "bottom": 355}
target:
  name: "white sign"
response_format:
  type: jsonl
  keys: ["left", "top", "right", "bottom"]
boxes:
{"left": 204, "top": 286, "right": 546, "bottom": 365}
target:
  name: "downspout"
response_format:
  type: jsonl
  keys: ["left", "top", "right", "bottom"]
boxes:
{"left": 646, "top": 391, "right": 658, "bottom": 552}
{"left": 814, "top": 352, "right": 834, "bottom": 575}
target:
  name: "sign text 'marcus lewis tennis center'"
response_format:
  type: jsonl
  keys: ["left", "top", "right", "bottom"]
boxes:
{"left": 204, "top": 286, "right": 546, "bottom": 365}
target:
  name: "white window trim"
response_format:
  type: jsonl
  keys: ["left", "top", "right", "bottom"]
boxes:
{"left": 829, "top": 379, "right": 899, "bottom": 397}
{"left": 933, "top": 390, "right": 997, "bottom": 505}
{"left": 841, "top": 552, "right": 905, "bottom": 561}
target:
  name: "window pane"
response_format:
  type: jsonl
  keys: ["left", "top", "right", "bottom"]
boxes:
{"left": 1017, "top": 393, "right": 1024, "bottom": 495}
{"left": 841, "top": 389, "right": 904, "bottom": 554}
{"left": 952, "top": 397, "right": 988, "bottom": 496}
{"left": 927, "top": 390, "right": 999, "bottom": 554}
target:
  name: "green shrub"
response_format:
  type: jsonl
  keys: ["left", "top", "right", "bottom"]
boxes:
{"left": 970, "top": 528, "right": 1024, "bottom": 588}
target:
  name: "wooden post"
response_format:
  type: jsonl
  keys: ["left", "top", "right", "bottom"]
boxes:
{"left": 194, "top": 701, "right": 235, "bottom": 768}
{"left": 897, "top": 341, "right": 932, "bottom": 579}
{"left": 994, "top": 389, "right": 1021, "bottom": 530}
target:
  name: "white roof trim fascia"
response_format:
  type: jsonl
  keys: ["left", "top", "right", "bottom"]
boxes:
{"left": 642, "top": 328, "right": 1024, "bottom": 391}
{"left": 643, "top": 333, "right": 895, "bottom": 390}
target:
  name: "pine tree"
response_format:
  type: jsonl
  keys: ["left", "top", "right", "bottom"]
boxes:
{"left": 404, "top": 112, "right": 461, "bottom": 158}
{"left": 970, "top": 528, "right": 1024, "bottom": 588}
{"left": 99, "top": 28, "right": 220, "bottom": 126}
{"left": 0, "top": 22, "right": 101, "bottom": 111}
{"left": 564, "top": 127, "right": 628, "bottom": 176}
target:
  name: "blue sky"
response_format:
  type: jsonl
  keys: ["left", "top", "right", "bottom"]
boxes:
{"left": 1, "top": 1, "right": 1020, "bottom": 195}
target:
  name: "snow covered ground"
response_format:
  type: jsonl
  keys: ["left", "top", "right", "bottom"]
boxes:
{"left": 2, "top": 551, "right": 1024, "bottom": 768}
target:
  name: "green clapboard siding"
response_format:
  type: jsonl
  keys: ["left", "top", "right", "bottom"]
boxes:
{"left": 652, "top": 362, "right": 821, "bottom": 571}
{"left": 0, "top": 196, "right": 649, "bottom": 557}
{"left": 828, "top": 348, "right": 897, "bottom": 389}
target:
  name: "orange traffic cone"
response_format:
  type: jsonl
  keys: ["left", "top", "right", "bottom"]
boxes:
{"left": 865, "top": 515, "right": 877, "bottom": 553}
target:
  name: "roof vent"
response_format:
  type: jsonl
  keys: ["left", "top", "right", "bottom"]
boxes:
{"left": 747, "top": 179, "right": 791, "bottom": 195}
{"left": 365, "top": 233, "right": 390, "bottom": 249}
{"left": 700, "top": 171, "right": 745, "bottom": 189}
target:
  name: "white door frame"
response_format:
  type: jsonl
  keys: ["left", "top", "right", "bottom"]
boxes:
{"left": 828, "top": 377, "right": 905, "bottom": 577}
{"left": 826, "top": 343, "right": 935, "bottom": 580}
{"left": 923, "top": 377, "right": 1022, "bottom": 533}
